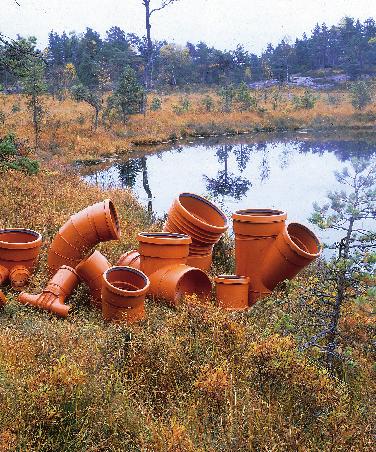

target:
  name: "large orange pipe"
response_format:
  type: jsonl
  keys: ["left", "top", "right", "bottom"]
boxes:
{"left": 47, "top": 199, "right": 120, "bottom": 273}
{"left": 232, "top": 209, "right": 287, "bottom": 304}
{"left": 148, "top": 264, "right": 212, "bottom": 306}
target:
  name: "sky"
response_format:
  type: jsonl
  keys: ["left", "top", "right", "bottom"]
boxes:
{"left": 2, "top": 0, "right": 375, "bottom": 54}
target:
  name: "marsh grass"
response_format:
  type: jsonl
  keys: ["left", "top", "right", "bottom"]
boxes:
{"left": 0, "top": 86, "right": 375, "bottom": 163}
{"left": 0, "top": 168, "right": 374, "bottom": 450}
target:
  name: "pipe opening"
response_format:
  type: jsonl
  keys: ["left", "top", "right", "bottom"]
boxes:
{"left": 140, "top": 232, "right": 188, "bottom": 239}
{"left": 0, "top": 229, "right": 41, "bottom": 245}
{"left": 105, "top": 267, "right": 148, "bottom": 292}
{"left": 287, "top": 223, "right": 320, "bottom": 255}
{"left": 176, "top": 269, "right": 211, "bottom": 300}
{"left": 235, "top": 209, "right": 284, "bottom": 217}
{"left": 108, "top": 200, "right": 120, "bottom": 235}
{"left": 179, "top": 193, "right": 227, "bottom": 228}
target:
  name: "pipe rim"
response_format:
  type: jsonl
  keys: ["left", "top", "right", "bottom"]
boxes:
{"left": 232, "top": 209, "right": 287, "bottom": 224}
{"left": 0, "top": 228, "right": 42, "bottom": 249}
{"left": 103, "top": 266, "right": 150, "bottom": 296}
{"left": 283, "top": 223, "right": 322, "bottom": 258}
{"left": 215, "top": 275, "right": 250, "bottom": 285}
{"left": 105, "top": 199, "right": 121, "bottom": 240}
{"left": 177, "top": 193, "right": 228, "bottom": 231}
{"left": 138, "top": 232, "right": 192, "bottom": 245}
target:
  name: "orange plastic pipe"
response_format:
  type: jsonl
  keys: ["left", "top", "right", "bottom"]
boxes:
{"left": 232, "top": 209, "right": 287, "bottom": 304}
{"left": 0, "top": 228, "right": 42, "bottom": 290}
{"left": 137, "top": 232, "right": 191, "bottom": 276}
{"left": 215, "top": 275, "right": 250, "bottom": 311}
{"left": 101, "top": 266, "right": 150, "bottom": 324}
{"left": 47, "top": 199, "right": 120, "bottom": 273}
{"left": 117, "top": 250, "right": 141, "bottom": 269}
{"left": 148, "top": 263, "right": 212, "bottom": 306}
{"left": 163, "top": 193, "right": 228, "bottom": 271}
{"left": 261, "top": 222, "right": 322, "bottom": 291}
{"left": 76, "top": 250, "right": 111, "bottom": 309}
{"left": 18, "top": 265, "right": 79, "bottom": 317}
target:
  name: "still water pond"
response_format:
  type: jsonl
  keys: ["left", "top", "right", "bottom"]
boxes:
{"left": 81, "top": 132, "right": 376, "bottom": 246}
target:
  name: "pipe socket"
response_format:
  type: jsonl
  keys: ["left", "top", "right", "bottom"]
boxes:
{"left": 102, "top": 266, "right": 150, "bottom": 324}
{"left": 215, "top": 275, "right": 250, "bottom": 311}
{"left": 163, "top": 193, "right": 228, "bottom": 271}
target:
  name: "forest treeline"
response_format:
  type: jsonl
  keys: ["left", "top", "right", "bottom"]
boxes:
{"left": 1, "top": 16, "right": 376, "bottom": 93}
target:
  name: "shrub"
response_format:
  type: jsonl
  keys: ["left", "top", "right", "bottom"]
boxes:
{"left": 150, "top": 97, "right": 162, "bottom": 111}
{"left": 0, "top": 133, "right": 39, "bottom": 174}
{"left": 201, "top": 95, "right": 214, "bottom": 112}
{"left": 349, "top": 80, "right": 373, "bottom": 110}
{"left": 292, "top": 89, "right": 318, "bottom": 109}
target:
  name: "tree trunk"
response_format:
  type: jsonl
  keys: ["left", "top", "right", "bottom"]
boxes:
{"left": 144, "top": 0, "right": 153, "bottom": 89}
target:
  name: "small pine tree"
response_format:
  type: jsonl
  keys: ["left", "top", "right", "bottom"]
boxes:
{"left": 305, "top": 158, "right": 376, "bottom": 375}
{"left": 150, "top": 97, "right": 162, "bottom": 111}
{"left": 107, "top": 66, "right": 144, "bottom": 124}
{"left": 0, "top": 133, "right": 39, "bottom": 174}
{"left": 349, "top": 80, "right": 373, "bottom": 110}
{"left": 22, "top": 56, "right": 47, "bottom": 150}
{"left": 71, "top": 84, "right": 101, "bottom": 130}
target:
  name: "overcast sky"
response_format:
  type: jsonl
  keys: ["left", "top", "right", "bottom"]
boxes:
{"left": 2, "top": 0, "right": 375, "bottom": 54}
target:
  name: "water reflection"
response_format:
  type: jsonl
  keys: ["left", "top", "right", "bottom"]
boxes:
{"left": 81, "top": 134, "right": 376, "bottom": 244}
{"left": 116, "top": 156, "right": 154, "bottom": 214}
{"left": 204, "top": 145, "right": 251, "bottom": 200}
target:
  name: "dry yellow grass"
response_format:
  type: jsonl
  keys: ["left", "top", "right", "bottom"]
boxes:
{"left": 0, "top": 87, "right": 375, "bottom": 450}
{"left": 1, "top": 86, "right": 374, "bottom": 164}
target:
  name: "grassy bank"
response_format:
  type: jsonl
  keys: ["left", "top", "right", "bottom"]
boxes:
{"left": 0, "top": 86, "right": 375, "bottom": 164}
{"left": 0, "top": 165, "right": 375, "bottom": 450}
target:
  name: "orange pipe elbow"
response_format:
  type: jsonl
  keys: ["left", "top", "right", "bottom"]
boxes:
{"left": 47, "top": 199, "right": 120, "bottom": 273}
{"left": 18, "top": 265, "right": 79, "bottom": 317}
{"left": 101, "top": 266, "right": 150, "bottom": 324}
{"left": 148, "top": 264, "right": 212, "bottom": 306}
{"left": 76, "top": 250, "right": 111, "bottom": 309}
{"left": 163, "top": 193, "right": 228, "bottom": 271}
{"left": 0, "top": 228, "right": 42, "bottom": 291}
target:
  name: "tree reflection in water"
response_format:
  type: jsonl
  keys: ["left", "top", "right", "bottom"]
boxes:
{"left": 204, "top": 145, "right": 251, "bottom": 201}
{"left": 117, "top": 156, "right": 153, "bottom": 214}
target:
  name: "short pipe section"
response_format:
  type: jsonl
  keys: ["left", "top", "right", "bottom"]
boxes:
{"left": 215, "top": 275, "right": 250, "bottom": 311}
{"left": 47, "top": 199, "right": 120, "bottom": 273}
{"left": 148, "top": 264, "right": 212, "bottom": 306}
{"left": 262, "top": 222, "right": 322, "bottom": 291}
{"left": 76, "top": 250, "right": 111, "bottom": 309}
{"left": 102, "top": 266, "right": 150, "bottom": 324}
